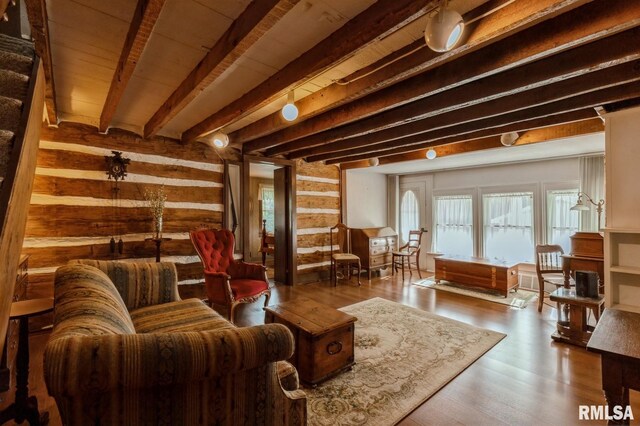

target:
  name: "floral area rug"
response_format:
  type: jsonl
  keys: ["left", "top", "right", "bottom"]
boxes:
{"left": 306, "top": 297, "right": 506, "bottom": 426}
{"left": 414, "top": 278, "right": 537, "bottom": 309}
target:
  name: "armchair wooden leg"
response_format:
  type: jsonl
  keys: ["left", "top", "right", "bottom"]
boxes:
{"left": 229, "top": 303, "right": 239, "bottom": 324}
{"left": 357, "top": 260, "right": 361, "bottom": 286}
{"left": 537, "top": 280, "right": 544, "bottom": 313}
{"left": 416, "top": 255, "right": 422, "bottom": 279}
{"left": 264, "top": 291, "right": 271, "bottom": 307}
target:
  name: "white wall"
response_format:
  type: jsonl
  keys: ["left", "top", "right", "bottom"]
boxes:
{"left": 346, "top": 171, "right": 387, "bottom": 228}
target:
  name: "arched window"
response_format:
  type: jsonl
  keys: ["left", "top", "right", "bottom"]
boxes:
{"left": 400, "top": 190, "right": 419, "bottom": 243}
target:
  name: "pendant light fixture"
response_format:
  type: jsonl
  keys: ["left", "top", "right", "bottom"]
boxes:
{"left": 500, "top": 131, "right": 519, "bottom": 146}
{"left": 426, "top": 148, "right": 437, "bottom": 160}
{"left": 368, "top": 157, "right": 380, "bottom": 167}
{"left": 281, "top": 90, "right": 299, "bottom": 121}
{"left": 425, "top": 0, "right": 464, "bottom": 52}
{"left": 212, "top": 131, "right": 229, "bottom": 148}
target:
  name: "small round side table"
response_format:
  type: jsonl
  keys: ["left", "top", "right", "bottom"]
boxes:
{"left": 0, "top": 298, "right": 53, "bottom": 426}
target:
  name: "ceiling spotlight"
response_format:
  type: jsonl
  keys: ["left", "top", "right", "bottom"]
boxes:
{"left": 425, "top": 1, "right": 465, "bottom": 52}
{"left": 281, "top": 91, "right": 299, "bottom": 121}
{"left": 426, "top": 148, "right": 437, "bottom": 160}
{"left": 368, "top": 157, "right": 379, "bottom": 167}
{"left": 500, "top": 132, "right": 519, "bottom": 146}
{"left": 212, "top": 132, "right": 229, "bottom": 148}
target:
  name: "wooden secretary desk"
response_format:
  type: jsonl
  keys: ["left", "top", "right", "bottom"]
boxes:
{"left": 351, "top": 227, "right": 398, "bottom": 280}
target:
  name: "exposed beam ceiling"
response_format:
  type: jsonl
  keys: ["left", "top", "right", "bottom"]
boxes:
{"left": 297, "top": 54, "right": 640, "bottom": 161}
{"left": 181, "top": 0, "right": 439, "bottom": 144}
{"left": 340, "top": 119, "right": 605, "bottom": 170}
{"left": 143, "top": 0, "right": 299, "bottom": 139}
{"left": 251, "top": 0, "right": 640, "bottom": 155}
{"left": 23, "top": 0, "right": 57, "bottom": 124}
{"left": 99, "top": 0, "right": 166, "bottom": 133}
{"left": 315, "top": 79, "right": 640, "bottom": 164}
{"left": 236, "top": 0, "right": 586, "bottom": 150}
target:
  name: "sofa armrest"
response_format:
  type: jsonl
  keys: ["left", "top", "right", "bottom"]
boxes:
{"left": 45, "top": 323, "right": 295, "bottom": 397}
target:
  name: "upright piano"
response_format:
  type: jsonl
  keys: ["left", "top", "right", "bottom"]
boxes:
{"left": 562, "top": 232, "right": 604, "bottom": 292}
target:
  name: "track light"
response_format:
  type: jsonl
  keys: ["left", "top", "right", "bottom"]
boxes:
{"left": 500, "top": 132, "right": 519, "bottom": 146}
{"left": 368, "top": 157, "right": 379, "bottom": 167}
{"left": 281, "top": 91, "right": 299, "bottom": 121}
{"left": 426, "top": 148, "right": 437, "bottom": 160}
{"left": 212, "top": 132, "right": 229, "bottom": 148}
{"left": 425, "top": 1, "right": 464, "bottom": 52}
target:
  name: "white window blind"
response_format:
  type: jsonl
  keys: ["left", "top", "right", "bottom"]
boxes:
{"left": 433, "top": 195, "right": 473, "bottom": 256}
{"left": 547, "top": 189, "right": 579, "bottom": 253}
{"left": 400, "top": 190, "right": 420, "bottom": 243}
{"left": 483, "top": 192, "right": 534, "bottom": 263}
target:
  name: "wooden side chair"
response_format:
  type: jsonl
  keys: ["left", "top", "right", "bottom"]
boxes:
{"left": 330, "top": 223, "right": 361, "bottom": 286}
{"left": 260, "top": 219, "right": 275, "bottom": 266}
{"left": 535, "top": 244, "right": 567, "bottom": 313}
{"left": 392, "top": 229, "right": 423, "bottom": 279}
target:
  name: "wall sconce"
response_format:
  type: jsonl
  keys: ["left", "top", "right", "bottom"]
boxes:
{"left": 570, "top": 191, "right": 605, "bottom": 230}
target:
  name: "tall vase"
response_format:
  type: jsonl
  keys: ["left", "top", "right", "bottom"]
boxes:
{"left": 154, "top": 215, "right": 163, "bottom": 239}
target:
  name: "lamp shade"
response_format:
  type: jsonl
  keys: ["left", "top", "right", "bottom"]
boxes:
{"left": 570, "top": 202, "right": 590, "bottom": 211}
{"left": 425, "top": 7, "right": 464, "bottom": 52}
{"left": 212, "top": 132, "right": 229, "bottom": 148}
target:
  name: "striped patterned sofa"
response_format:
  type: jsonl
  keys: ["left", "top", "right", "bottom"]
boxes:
{"left": 44, "top": 260, "right": 307, "bottom": 425}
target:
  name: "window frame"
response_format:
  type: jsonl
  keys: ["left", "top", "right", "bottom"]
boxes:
{"left": 479, "top": 184, "right": 537, "bottom": 263}
{"left": 432, "top": 189, "right": 476, "bottom": 256}
{"left": 542, "top": 181, "right": 580, "bottom": 248}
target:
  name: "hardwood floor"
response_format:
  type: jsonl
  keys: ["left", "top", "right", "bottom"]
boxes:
{"left": 1, "top": 273, "right": 636, "bottom": 425}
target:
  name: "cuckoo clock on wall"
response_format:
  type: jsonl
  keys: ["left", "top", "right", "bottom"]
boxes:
{"left": 105, "top": 151, "right": 130, "bottom": 256}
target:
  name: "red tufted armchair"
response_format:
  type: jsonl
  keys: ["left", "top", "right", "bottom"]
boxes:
{"left": 190, "top": 228, "right": 271, "bottom": 323}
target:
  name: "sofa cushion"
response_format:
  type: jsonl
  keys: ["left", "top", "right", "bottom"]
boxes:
{"left": 131, "top": 298, "right": 234, "bottom": 333}
{"left": 231, "top": 278, "right": 269, "bottom": 299}
{"left": 70, "top": 260, "right": 179, "bottom": 310}
{"left": 53, "top": 264, "right": 136, "bottom": 336}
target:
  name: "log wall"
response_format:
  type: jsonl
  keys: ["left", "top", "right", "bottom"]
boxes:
{"left": 24, "top": 122, "right": 223, "bottom": 297}
{"left": 295, "top": 159, "right": 341, "bottom": 280}
{"left": 23, "top": 123, "right": 342, "bottom": 295}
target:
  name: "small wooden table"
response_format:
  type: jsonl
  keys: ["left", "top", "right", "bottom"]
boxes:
{"left": 264, "top": 297, "right": 357, "bottom": 386}
{"left": 434, "top": 256, "right": 519, "bottom": 297}
{"left": 550, "top": 288, "right": 604, "bottom": 347}
{"left": 0, "top": 298, "right": 54, "bottom": 426}
{"left": 587, "top": 309, "right": 640, "bottom": 425}
{"left": 145, "top": 237, "right": 172, "bottom": 262}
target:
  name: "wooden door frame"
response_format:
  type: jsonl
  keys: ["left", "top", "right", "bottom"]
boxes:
{"left": 242, "top": 155, "right": 297, "bottom": 286}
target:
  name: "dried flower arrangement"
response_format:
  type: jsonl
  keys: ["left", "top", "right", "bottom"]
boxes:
{"left": 144, "top": 186, "right": 167, "bottom": 239}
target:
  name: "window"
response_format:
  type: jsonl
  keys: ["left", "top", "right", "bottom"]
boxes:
{"left": 433, "top": 195, "right": 473, "bottom": 256}
{"left": 483, "top": 192, "right": 534, "bottom": 263}
{"left": 400, "top": 190, "right": 420, "bottom": 243}
{"left": 547, "top": 189, "right": 579, "bottom": 253}
{"left": 259, "top": 185, "right": 274, "bottom": 233}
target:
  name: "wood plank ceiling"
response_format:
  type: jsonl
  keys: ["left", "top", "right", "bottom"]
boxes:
{"left": 34, "top": 0, "right": 640, "bottom": 168}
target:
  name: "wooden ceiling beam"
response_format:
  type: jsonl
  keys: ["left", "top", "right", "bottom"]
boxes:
{"left": 339, "top": 119, "right": 604, "bottom": 170}
{"left": 292, "top": 51, "right": 640, "bottom": 160}
{"left": 99, "top": 0, "right": 165, "bottom": 133}
{"left": 143, "top": 0, "right": 299, "bottom": 139}
{"left": 312, "top": 77, "right": 640, "bottom": 162}
{"left": 180, "top": 0, "right": 439, "bottom": 144}
{"left": 231, "top": 0, "right": 560, "bottom": 146}
{"left": 23, "top": 0, "right": 57, "bottom": 124}
{"left": 283, "top": 28, "right": 640, "bottom": 158}
{"left": 250, "top": 0, "right": 640, "bottom": 154}
{"left": 324, "top": 110, "right": 599, "bottom": 165}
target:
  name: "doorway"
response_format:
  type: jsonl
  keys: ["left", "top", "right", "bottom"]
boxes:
{"left": 241, "top": 156, "right": 297, "bottom": 286}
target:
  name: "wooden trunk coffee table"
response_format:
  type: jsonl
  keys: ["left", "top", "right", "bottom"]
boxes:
{"left": 264, "top": 297, "right": 356, "bottom": 386}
